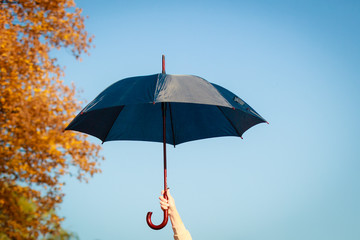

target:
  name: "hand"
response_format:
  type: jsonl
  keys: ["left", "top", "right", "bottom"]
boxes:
{"left": 159, "top": 189, "right": 176, "bottom": 215}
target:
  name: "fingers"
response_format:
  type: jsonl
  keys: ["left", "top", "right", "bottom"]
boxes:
{"left": 160, "top": 202, "right": 168, "bottom": 211}
{"left": 160, "top": 203, "right": 168, "bottom": 210}
{"left": 159, "top": 195, "right": 169, "bottom": 211}
{"left": 161, "top": 188, "right": 171, "bottom": 197}
{"left": 159, "top": 194, "right": 169, "bottom": 203}
{"left": 159, "top": 188, "right": 173, "bottom": 211}
{"left": 159, "top": 196, "right": 169, "bottom": 204}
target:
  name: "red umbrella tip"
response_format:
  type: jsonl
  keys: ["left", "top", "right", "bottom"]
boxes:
{"left": 266, "top": 121, "right": 269, "bottom": 124}
{"left": 232, "top": 107, "right": 235, "bottom": 110}
{"left": 162, "top": 55, "right": 165, "bottom": 74}
{"left": 240, "top": 136, "right": 243, "bottom": 139}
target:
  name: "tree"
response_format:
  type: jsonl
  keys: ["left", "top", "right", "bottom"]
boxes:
{"left": 0, "top": 0, "right": 102, "bottom": 238}
{"left": 0, "top": 196, "right": 80, "bottom": 240}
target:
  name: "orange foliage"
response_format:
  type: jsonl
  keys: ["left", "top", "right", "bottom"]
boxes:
{"left": 0, "top": 0, "right": 102, "bottom": 238}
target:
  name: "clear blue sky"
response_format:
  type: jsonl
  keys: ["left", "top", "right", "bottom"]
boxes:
{"left": 57, "top": 1, "right": 360, "bottom": 239}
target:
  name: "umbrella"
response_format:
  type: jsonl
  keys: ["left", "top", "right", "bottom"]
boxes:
{"left": 65, "top": 55, "right": 267, "bottom": 230}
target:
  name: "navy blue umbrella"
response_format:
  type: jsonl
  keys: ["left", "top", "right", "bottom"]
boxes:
{"left": 65, "top": 55, "right": 267, "bottom": 230}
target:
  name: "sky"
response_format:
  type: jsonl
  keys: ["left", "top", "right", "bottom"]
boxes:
{"left": 57, "top": 1, "right": 360, "bottom": 239}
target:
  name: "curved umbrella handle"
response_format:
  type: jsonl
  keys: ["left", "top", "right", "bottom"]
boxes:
{"left": 146, "top": 193, "right": 169, "bottom": 230}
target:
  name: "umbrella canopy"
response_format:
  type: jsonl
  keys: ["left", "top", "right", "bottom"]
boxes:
{"left": 66, "top": 73, "right": 266, "bottom": 145}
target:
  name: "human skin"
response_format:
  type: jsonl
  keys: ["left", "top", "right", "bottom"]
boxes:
{"left": 159, "top": 189, "right": 192, "bottom": 240}
{"left": 159, "top": 189, "right": 184, "bottom": 228}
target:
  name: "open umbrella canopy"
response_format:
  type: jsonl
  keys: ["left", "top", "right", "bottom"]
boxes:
{"left": 65, "top": 73, "right": 267, "bottom": 145}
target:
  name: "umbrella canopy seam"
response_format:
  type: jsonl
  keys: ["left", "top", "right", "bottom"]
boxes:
{"left": 153, "top": 73, "right": 162, "bottom": 103}
{"left": 208, "top": 82, "right": 234, "bottom": 109}
{"left": 216, "top": 106, "right": 242, "bottom": 138}
{"left": 102, "top": 105, "right": 125, "bottom": 143}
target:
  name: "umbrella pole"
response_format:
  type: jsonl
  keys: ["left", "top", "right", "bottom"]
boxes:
{"left": 146, "top": 56, "right": 169, "bottom": 230}
{"left": 146, "top": 103, "right": 169, "bottom": 230}
{"left": 162, "top": 103, "right": 168, "bottom": 193}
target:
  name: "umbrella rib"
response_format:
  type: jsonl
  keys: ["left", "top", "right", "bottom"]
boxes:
{"left": 168, "top": 103, "right": 176, "bottom": 147}
{"left": 216, "top": 106, "right": 242, "bottom": 138}
{"left": 101, "top": 105, "right": 124, "bottom": 143}
{"left": 211, "top": 84, "right": 234, "bottom": 108}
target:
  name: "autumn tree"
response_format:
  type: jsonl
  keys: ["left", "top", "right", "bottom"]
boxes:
{"left": 0, "top": 0, "right": 102, "bottom": 239}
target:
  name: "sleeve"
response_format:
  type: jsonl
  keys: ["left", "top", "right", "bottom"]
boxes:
{"left": 172, "top": 223, "right": 192, "bottom": 240}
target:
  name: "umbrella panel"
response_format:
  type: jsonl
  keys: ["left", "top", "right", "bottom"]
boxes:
{"left": 66, "top": 106, "right": 124, "bottom": 142}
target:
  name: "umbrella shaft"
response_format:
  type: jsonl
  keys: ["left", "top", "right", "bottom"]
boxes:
{"left": 162, "top": 102, "right": 167, "bottom": 191}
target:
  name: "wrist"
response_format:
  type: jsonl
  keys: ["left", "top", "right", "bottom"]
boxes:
{"left": 168, "top": 206, "right": 177, "bottom": 216}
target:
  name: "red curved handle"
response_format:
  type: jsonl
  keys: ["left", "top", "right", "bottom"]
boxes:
{"left": 146, "top": 193, "right": 169, "bottom": 230}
